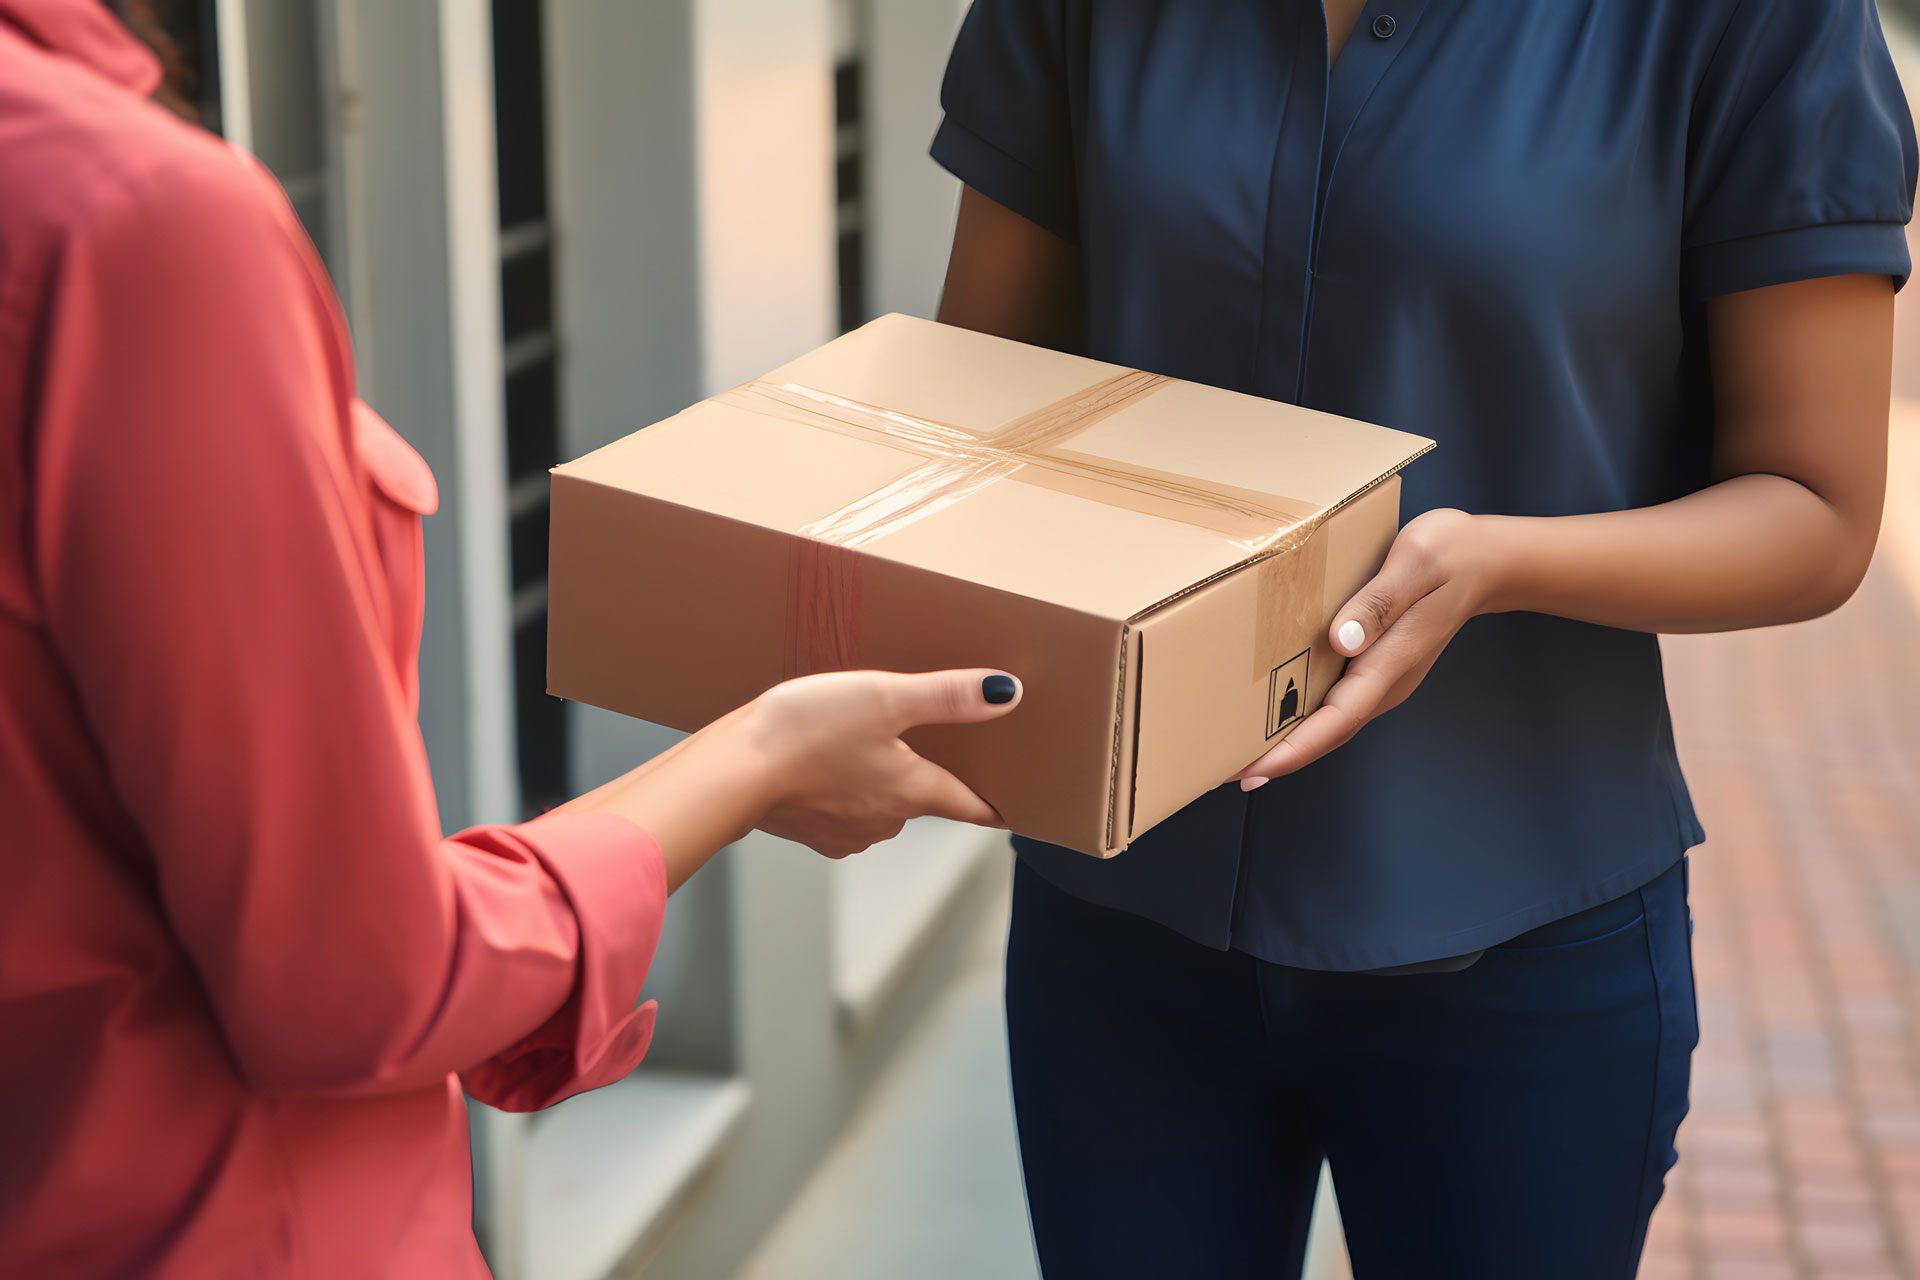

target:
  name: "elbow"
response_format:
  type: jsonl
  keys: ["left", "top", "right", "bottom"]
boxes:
{"left": 231, "top": 1060, "right": 360, "bottom": 1098}
{"left": 221, "top": 998, "right": 439, "bottom": 1097}
{"left": 1788, "top": 585, "right": 1862, "bottom": 625}
{"left": 228, "top": 1036, "right": 410, "bottom": 1098}
{"left": 1780, "top": 543, "right": 1876, "bottom": 624}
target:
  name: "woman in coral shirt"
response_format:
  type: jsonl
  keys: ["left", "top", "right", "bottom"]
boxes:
{"left": 0, "top": 2, "right": 1020, "bottom": 1275}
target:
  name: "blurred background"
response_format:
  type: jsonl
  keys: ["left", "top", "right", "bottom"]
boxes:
{"left": 131, "top": 1, "right": 1920, "bottom": 1277}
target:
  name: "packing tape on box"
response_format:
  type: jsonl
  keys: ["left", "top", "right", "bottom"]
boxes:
{"left": 1252, "top": 533, "right": 1329, "bottom": 684}
{"left": 715, "top": 371, "right": 1334, "bottom": 679}
{"left": 721, "top": 374, "right": 1324, "bottom": 548}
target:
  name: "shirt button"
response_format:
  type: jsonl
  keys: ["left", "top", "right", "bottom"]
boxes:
{"left": 1372, "top": 14, "right": 1397, "bottom": 38}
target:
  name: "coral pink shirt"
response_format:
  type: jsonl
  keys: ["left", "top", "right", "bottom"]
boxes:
{"left": 0, "top": 3, "right": 668, "bottom": 1274}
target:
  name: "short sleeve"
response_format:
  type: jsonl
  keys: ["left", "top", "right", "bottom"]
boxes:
{"left": 1682, "top": 0, "right": 1918, "bottom": 301}
{"left": 930, "top": 0, "right": 1080, "bottom": 242}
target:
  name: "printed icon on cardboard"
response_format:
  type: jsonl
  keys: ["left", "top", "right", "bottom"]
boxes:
{"left": 1266, "top": 649, "right": 1311, "bottom": 739}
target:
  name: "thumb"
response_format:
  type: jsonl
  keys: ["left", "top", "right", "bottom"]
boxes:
{"left": 1330, "top": 548, "right": 1429, "bottom": 657}
{"left": 884, "top": 669, "right": 1024, "bottom": 731}
{"left": 899, "top": 758, "right": 1006, "bottom": 828}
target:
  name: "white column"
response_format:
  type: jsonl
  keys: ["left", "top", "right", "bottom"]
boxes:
{"left": 545, "top": 1, "right": 704, "bottom": 458}
{"left": 864, "top": 0, "right": 969, "bottom": 321}
{"left": 690, "top": 0, "right": 838, "bottom": 392}
{"left": 212, "top": 0, "right": 253, "bottom": 152}
{"left": 435, "top": 0, "right": 517, "bottom": 833}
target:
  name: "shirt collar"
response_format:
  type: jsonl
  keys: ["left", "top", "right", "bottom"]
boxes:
{"left": 0, "top": 0, "right": 162, "bottom": 96}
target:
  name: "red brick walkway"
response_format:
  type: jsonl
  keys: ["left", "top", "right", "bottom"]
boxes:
{"left": 1637, "top": 544, "right": 1920, "bottom": 1276}
{"left": 1629, "top": 86, "right": 1920, "bottom": 1268}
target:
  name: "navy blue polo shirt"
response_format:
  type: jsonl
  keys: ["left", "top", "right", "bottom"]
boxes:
{"left": 932, "top": 0, "right": 1916, "bottom": 970}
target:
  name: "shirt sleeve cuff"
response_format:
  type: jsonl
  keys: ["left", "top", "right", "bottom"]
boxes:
{"left": 1683, "top": 220, "right": 1913, "bottom": 302}
{"left": 460, "top": 810, "right": 667, "bottom": 1112}
{"left": 930, "top": 116, "right": 1080, "bottom": 245}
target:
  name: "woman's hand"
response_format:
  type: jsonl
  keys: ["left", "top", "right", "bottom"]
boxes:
{"left": 745, "top": 669, "right": 1024, "bottom": 857}
{"left": 566, "top": 669, "right": 1024, "bottom": 889}
{"left": 1237, "top": 509, "right": 1499, "bottom": 789}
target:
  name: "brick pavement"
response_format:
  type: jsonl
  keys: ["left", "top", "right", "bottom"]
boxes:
{"left": 1627, "top": 59, "right": 1920, "bottom": 1266}
{"left": 1635, "top": 476, "right": 1920, "bottom": 1278}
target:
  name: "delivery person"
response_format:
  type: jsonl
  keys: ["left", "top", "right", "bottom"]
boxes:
{"left": 0, "top": 2, "right": 1021, "bottom": 1275}
{"left": 931, "top": 1, "right": 1915, "bottom": 1276}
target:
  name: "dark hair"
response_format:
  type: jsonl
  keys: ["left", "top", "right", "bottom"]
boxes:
{"left": 108, "top": 0, "right": 203, "bottom": 123}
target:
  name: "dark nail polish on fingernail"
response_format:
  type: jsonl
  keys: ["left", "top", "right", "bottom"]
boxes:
{"left": 982, "top": 675, "right": 1017, "bottom": 705}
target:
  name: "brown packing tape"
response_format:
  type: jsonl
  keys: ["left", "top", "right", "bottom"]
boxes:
{"left": 803, "top": 457, "right": 1019, "bottom": 550}
{"left": 713, "top": 369, "right": 1336, "bottom": 678}
{"left": 964, "top": 368, "right": 1168, "bottom": 454}
{"left": 1253, "top": 530, "right": 1329, "bottom": 685}
{"left": 716, "top": 373, "right": 1324, "bottom": 551}
{"left": 1034, "top": 448, "right": 1322, "bottom": 545}
{"left": 784, "top": 539, "right": 863, "bottom": 679}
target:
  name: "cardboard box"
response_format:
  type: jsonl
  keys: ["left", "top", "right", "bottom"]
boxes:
{"left": 548, "top": 315, "right": 1432, "bottom": 856}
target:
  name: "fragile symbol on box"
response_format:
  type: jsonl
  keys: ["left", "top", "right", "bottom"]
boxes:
{"left": 1266, "top": 649, "right": 1311, "bottom": 739}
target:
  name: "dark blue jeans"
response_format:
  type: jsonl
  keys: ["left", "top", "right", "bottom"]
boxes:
{"left": 1004, "top": 855, "right": 1697, "bottom": 1280}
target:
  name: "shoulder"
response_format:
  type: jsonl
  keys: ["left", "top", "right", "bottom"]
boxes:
{"left": 1683, "top": 0, "right": 1908, "bottom": 118}
{"left": 0, "top": 38, "right": 305, "bottom": 318}
{"left": 1693, "top": 0, "right": 1891, "bottom": 59}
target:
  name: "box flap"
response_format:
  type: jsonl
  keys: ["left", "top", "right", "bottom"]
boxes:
{"left": 764, "top": 312, "right": 1131, "bottom": 435}
{"left": 1069, "top": 378, "right": 1430, "bottom": 514}
{"left": 551, "top": 396, "right": 930, "bottom": 535}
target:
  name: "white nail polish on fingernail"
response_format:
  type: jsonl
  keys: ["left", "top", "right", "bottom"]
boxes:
{"left": 1240, "top": 776, "right": 1269, "bottom": 792}
{"left": 1338, "top": 619, "right": 1366, "bottom": 652}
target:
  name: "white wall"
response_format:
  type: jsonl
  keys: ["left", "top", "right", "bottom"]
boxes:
{"left": 864, "top": 0, "right": 970, "bottom": 321}
{"left": 691, "top": 0, "right": 839, "bottom": 391}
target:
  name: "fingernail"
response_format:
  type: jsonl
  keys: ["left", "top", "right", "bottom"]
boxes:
{"left": 982, "top": 674, "right": 1018, "bottom": 705}
{"left": 1337, "top": 619, "right": 1366, "bottom": 652}
{"left": 1240, "top": 776, "right": 1269, "bottom": 792}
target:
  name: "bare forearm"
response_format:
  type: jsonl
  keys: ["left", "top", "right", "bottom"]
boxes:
{"left": 1479, "top": 472, "right": 1881, "bottom": 633}
{"left": 937, "top": 186, "right": 1084, "bottom": 353}
{"left": 546, "top": 669, "right": 1020, "bottom": 893}
{"left": 1241, "top": 467, "right": 1885, "bottom": 784}
{"left": 1238, "top": 275, "right": 1893, "bottom": 784}
{"left": 554, "top": 708, "right": 778, "bottom": 893}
